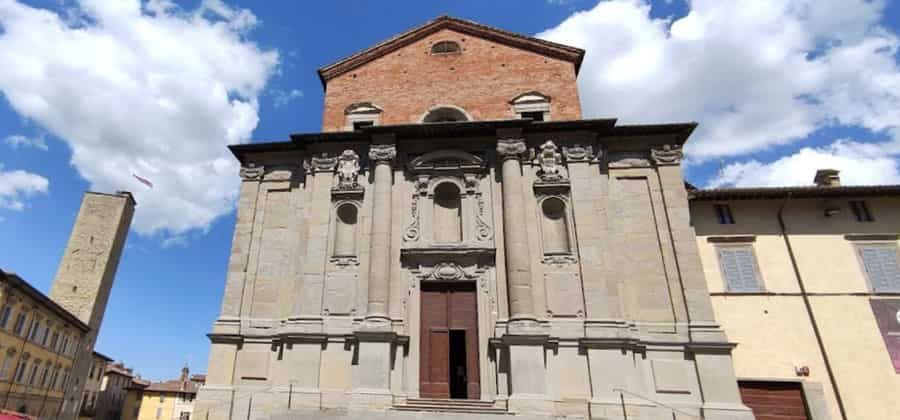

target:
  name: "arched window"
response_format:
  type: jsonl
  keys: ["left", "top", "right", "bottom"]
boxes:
{"left": 431, "top": 41, "right": 461, "bottom": 55}
{"left": 511, "top": 91, "right": 551, "bottom": 121}
{"left": 334, "top": 204, "right": 358, "bottom": 256}
{"left": 422, "top": 106, "right": 469, "bottom": 123}
{"left": 433, "top": 183, "right": 463, "bottom": 243}
{"left": 541, "top": 198, "right": 570, "bottom": 254}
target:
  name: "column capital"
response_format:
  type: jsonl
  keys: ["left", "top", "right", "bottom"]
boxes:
{"left": 496, "top": 138, "right": 527, "bottom": 161}
{"left": 368, "top": 144, "right": 397, "bottom": 164}
{"left": 239, "top": 163, "right": 264, "bottom": 181}
{"left": 304, "top": 153, "right": 338, "bottom": 173}
{"left": 563, "top": 144, "right": 601, "bottom": 163}
{"left": 650, "top": 144, "right": 684, "bottom": 166}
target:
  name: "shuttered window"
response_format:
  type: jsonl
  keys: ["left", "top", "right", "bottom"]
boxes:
{"left": 858, "top": 245, "right": 900, "bottom": 292}
{"left": 718, "top": 246, "right": 762, "bottom": 292}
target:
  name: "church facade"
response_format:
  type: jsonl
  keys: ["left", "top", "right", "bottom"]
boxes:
{"left": 196, "top": 17, "right": 754, "bottom": 420}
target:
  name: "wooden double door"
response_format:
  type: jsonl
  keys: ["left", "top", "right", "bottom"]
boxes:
{"left": 419, "top": 282, "right": 480, "bottom": 399}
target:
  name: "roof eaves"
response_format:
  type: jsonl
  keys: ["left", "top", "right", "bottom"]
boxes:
{"left": 688, "top": 185, "right": 900, "bottom": 200}
{"left": 0, "top": 270, "right": 90, "bottom": 333}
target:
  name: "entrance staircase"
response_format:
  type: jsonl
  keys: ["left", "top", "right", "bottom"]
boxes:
{"left": 392, "top": 398, "right": 510, "bottom": 415}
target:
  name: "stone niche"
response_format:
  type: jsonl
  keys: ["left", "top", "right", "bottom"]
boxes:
{"left": 402, "top": 149, "right": 494, "bottom": 249}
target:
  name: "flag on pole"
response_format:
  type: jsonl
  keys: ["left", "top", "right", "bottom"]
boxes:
{"left": 133, "top": 173, "right": 154, "bottom": 188}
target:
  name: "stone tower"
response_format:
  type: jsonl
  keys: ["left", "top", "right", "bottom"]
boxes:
{"left": 50, "top": 191, "right": 135, "bottom": 420}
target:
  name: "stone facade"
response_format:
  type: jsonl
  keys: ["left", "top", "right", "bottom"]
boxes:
{"left": 197, "top": 16, "right": 753, "bottom": 420}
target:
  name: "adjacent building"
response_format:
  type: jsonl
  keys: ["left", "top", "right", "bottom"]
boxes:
{"left": 196, "top": 16, "right": 752, "bottom": 420}
{"left": 94, "top": 362, "right": 138, "bottom": 420}
{"left": 122, "top": 377, "right": 149, "bottom": 420}
{"left": 130, "top": 367, "right": 203, "bottom": 420}
{"left": 0, "top": 270, "right": 89, "bottom": 418}
{"left": 691, "top": 170, "right": 900, "bottom": 420}
{"left": 78, "top": 351, "right": 112, "bottom": 420}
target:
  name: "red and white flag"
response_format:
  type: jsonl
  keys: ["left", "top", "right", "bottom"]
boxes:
{"left": 133, "top": 173, "right": 154, "bottom": 188}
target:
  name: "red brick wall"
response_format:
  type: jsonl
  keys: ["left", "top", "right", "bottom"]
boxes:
{"left": 321, "top": 28, "right": 582, "bottom": 131}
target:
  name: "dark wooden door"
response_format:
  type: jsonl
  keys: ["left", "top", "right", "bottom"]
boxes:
{"left": 420, "top": 282, "right": 480, "bottom": 399}
{"left": 739, "top": 381, "right": 810, "bottom": 420}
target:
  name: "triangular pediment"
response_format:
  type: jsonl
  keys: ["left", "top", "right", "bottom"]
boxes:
{"left": 317, "top": 16, "right": 584, "bottom": 87}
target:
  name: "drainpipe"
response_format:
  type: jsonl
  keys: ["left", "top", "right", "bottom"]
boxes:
{"left": 777, "top": 194, "right": 847, "bottom": 420}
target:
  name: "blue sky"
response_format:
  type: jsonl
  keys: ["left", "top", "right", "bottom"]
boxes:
{"left": 0, "top": 0, "right": 899, "bottom": 381}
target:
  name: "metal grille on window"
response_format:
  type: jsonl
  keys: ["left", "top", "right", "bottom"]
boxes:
{"left": 718, "top": 247, "right": 761, "bottom": 292}
{"left": 859, "top": 246, "right": 900, "bottom": 292}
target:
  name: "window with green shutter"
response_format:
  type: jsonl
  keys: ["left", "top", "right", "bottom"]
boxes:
{"left": 718, "top": 246, "right": 762, "bottom": 292}
{"left": 858, "top": 245, "right": 900, "bottom": 292}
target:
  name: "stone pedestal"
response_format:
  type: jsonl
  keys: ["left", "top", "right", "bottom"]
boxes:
{"left": 690, "top": 344, "right": 755, "bottom": 420}
{"left": 350, "top": 322, "right": 405, "bottom": 410}
{"left": 501, "top": 321, "right": 554, "bottom": 415}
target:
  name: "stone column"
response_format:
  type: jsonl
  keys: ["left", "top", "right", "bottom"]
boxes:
{"left": 366, "top": 143, "right": 396, "bottom": 322}
{"left": 350, "top": 142, "right": 399, "bottom": 411}
{"left": 496, "top": 135, "right": 552, "bottom": 415}
{"left": 496, "top": 137, "right": 535, "bottom": 321}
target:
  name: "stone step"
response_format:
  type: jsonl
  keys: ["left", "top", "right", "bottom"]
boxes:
{"left": 392, "top": 405, "right": 510, "bottom": 415}
{"left": 405, "top": 398, "right": 497, "bottom": 407}
{"left": 393, "top": 398, "right": 509, "bottom": 414}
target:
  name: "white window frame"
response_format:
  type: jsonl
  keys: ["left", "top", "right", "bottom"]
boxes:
{"left": 855, "top": 242, "right": 900, "bottom": 293}
{"left": 716, "top": 244, "right": 765, "bottom": 293}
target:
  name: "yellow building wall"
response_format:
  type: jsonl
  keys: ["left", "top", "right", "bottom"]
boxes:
{"left": 0, "top": 286, "right": 82, "bottom": 417}
{"left": 122, "top": 389, "right": 143, "bottom": 420}
{"left": 811, "top": 296, "right": 900, "bottom": 419}
{"left": 137, "top": 392, "right": 175, "bottom": 420}
{"left": 693, "top": 196, "right": 900, "bottom": 420}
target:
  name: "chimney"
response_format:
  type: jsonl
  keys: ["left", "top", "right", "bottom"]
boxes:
{"left": 180, "top": 365, "right": 190, "bottom": 382}
{"left": 814, "top": 169, "right": 841, "bottom": 187}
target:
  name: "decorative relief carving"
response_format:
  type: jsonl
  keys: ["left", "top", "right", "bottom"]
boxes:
{"left": 305, "top": 153, "right": 338, "bottom": 173}
{"left": 474, "top": 194, "right": 493, "bottom": 241}
{"left": 650, "top": 144, "right": 684, "bottom": 166}
{"left": 563, "top": 144, "right": 599, "bottom": 163}
{"left": 535, "top": 140, "right": 566, "bottom": 182}
{"left": 415, "top": 262, "right": 481, "bottom": 282}
{"left": 408, "top": 150, "right": 485, "bottom": 172}
{"left": 403, "top": 194, "right": 421, "bottom": 242}
{"left": 608, "top": 152, "right": 651, "bottom": 168}
{"left": 240, "top": 163, "right": 264, "bottom": 181}
{"left": 541, "top": 254, "right": 578, "bottom": 267}
{"left": 329, "top": 256, "right": 360, "bottom": 268}
{"left": 334, "top": 149, "right": 361, "bottom": 190}
{"left": 368, "top": 144, "right": 397, "bottom": 163}
{"left": 496, "top": 138, "right": 527, "bottom": 160}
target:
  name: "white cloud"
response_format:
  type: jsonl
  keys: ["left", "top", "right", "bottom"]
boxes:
{"left": 538, "top": 0, "right": 900, "bottom": 161}
{"left": 708, "top": 139, "right": 900, "bottom": 188}
{"left": 4, "top": 134, "right": 48, "bottom": 151}
{"left": 272, "top": 88, "right": 303, "bottom": 108}
{"left": 0, "top": 0, "right": 279, "bottom": 237}
{"left": 0, "top": 164, "right": 49, "bottom": 211}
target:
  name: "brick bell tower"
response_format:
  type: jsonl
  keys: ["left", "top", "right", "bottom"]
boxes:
{"left": 50, "top": 191, "right": 135, "bottom": 420}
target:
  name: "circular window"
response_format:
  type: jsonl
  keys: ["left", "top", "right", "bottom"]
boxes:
{"left": 336, "top": 204, "right": 358, "bottom": 225}
{"left": 542, "top": 198, "right": 566, "bottom": 220}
